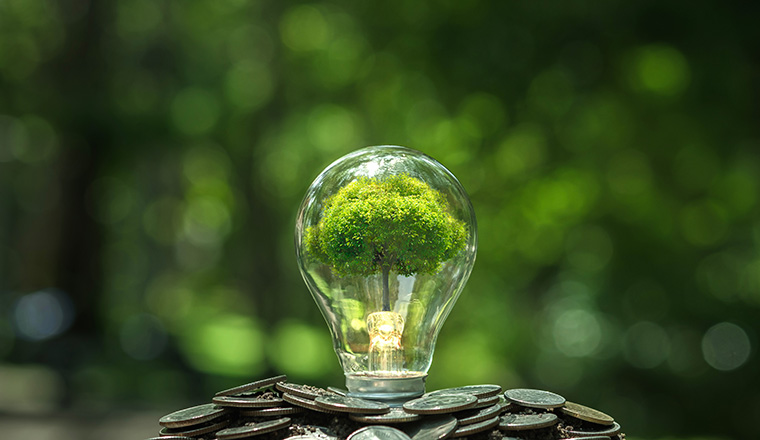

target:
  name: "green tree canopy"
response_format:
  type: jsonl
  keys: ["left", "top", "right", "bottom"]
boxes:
{"left": 306, "top": 174, "right": 467, "bottom": 310}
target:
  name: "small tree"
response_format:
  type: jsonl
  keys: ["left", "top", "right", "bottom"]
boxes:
{"left": 306, "top": 174, "right": 467, "bottom": 311}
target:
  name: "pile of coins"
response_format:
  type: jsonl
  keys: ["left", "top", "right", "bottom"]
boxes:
{"left": 147, "top": 375, "right": 625, "bottom": 440}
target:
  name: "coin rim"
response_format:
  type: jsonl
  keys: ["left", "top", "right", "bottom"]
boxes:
{"left": 498, "top": 412, "right": 559, "bottom": 431}
{"left": 563, "top": 421, "right": 621, "bottom": 437}
{"left": 282, "top": 392, "right": 340, "bottom": 414}
{"left": 159, "top": 418, "right": 230, "bottom": 437}
{"left": 403, "top": 394, "right": 478, "bottom": 415}
{"left": 314, "top": 394, "right": 390, "bottom": 414}
{"left": 427, "top": 384, "right": 503, "bottom": 399}
{"left": 504, "top": 388, "right": 566, "bottom": 409}
{"left": 455, "top": 403, "right": 502, "bottom": 426}
{"left": 239, "top": 405, "right": 305, "bottom": 417}
{"left": 347, "top": 425, "right": 412, "bottom": 440}
{"left": 276, "top": 382, "right": 331, "bottom": 400}
{"left": 215, "top": 375, "right": 288, "bottom": 397}
{"left": 216, "top": 417, "right": 292, "bottom": 440}
{"left": 561, "top": 401, "right": 615, "bottom": 426}
{"left": 349, "top": 407, "right": 422, "bottom": 424}
{"left": 159, "top": 403, "right": 227, "bottom": 428}
{"left": 451, "top": 415, "right": 500, "bottom": 438}
{"left": 212, "top": 395, "right": 285, "bottom": 408}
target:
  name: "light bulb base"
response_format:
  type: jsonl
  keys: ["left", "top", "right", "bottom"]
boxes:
{"left": 345, "top": 371, "right": 427, "bottom": 405}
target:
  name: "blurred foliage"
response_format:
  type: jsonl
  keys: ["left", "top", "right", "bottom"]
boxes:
{"left": 0, "top": 1, "right": 759, "bottom": 439}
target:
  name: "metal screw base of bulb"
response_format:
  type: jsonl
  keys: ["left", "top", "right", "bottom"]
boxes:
{"left": 345, "top": 372, "right": 427, "bottom": 405}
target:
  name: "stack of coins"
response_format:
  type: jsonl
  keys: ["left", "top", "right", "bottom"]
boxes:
{"left": 147, "top": 375, "right": 625, "bottom": 440}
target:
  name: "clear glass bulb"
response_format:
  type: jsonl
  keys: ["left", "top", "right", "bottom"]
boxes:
{"left": 295, "top": 145, "right": 477, "bottom": 403}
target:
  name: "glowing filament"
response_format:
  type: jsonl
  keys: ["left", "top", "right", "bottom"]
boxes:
{"left": 367, "top": 311, "right": 404, "bottom": 373}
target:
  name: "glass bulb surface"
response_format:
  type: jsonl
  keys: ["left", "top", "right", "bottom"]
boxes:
{"left": 295, "top": 145, "right": 477, "bottom": 402}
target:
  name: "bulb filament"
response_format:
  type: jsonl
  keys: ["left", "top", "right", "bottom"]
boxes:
{"left": 366, "top": 311, "right": 405, "bottom": 373}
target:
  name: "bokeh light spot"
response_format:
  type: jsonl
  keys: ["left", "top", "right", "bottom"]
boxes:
{"left": 679, "top": 200, "right": 728, "bottom": 247}
{"left": 623, "top": 321, "right": 670, "bottom": 369}
{"left": 268, "top": 321, "right": 334, "bottom": 379}
{"left": 13, "top": 289, "right": 75, "bottom": 341}
{"left": 170, "top": 88, "right": 221, "bottom": 136}
{"left": 225, "top": 60, "right": 274, "bottom": 111}
{"left": 182, "top": 196, "right": 232, "bottom": 247}
{"left": 553, "top": 309, "right": 602, "bottom": 357}
{"left": 180, "top": 315, "right": 264, "bottom": 377}
{"left": 702, "top": 322, "right": 751, "bottom": 371}
{"left": 495, "top": 124, "right": 546, "bottom": 179}
{"left": 280, "top": 5, "right": 330, "bottom": 52}
{"left": 629, "top": 44, "right": 690, "bottom": 97}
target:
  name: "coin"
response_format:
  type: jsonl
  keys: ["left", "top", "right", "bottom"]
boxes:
{"left": 564, "top": 437, "right": 612, "bottom": 440}
{"left": 451, "top": 415, "right": 500, "bottom": 438}
{"left": 158, "top": 418, "right": 230, "bottom": 437}
{"left": 498, "top": 413, "right": 559, "bottom": 431}
{"left": 426, "top": 384, "right": 502, "bottom": 399}
{"left": 283, "top": 392, "right": 340, "bottom": 414}
{"left": 349, "top": 407, "right": 422, "bottom": 424}
{"left": 159, "top": 403, "right": 228, "bottom": 428}
{"left": 216, "top": 418, "right": 292, "bottom": 439}
{"left": 144, "top": 437, "right": 194, "bottom": 440}
{"left": 401, "top": 415, "right": 458, "bottom": 440}
{"left": 473, "top": 394, "right": 500, "bottom": 409}
{"left": 455, "top": 403, "right": 502, "bottom": 426}
{"left": 239, "top": 405, "right": 305, "bottom": 417}
{"left": 504, "top": 388, "right": 566, "bottom": 409}
{"left": 403, "top": 394, "right": 477, "bottom": 415}
{"left": 216, "top": 375, "right": 288, "bottom": 397}
{"left": 315, "top": 394, "right": 390, "bottom": 414}
{"left": 564, "top": 421, "right": 621, "bottom": 437}
{"left": 347, "top": 426, "right": 412, "bottom": 440}
{"left": 327, "top": 387, "right": 349, "bottom": 396}
{"left": 277, "top": 382, "right": 333, "bottom": 400}
{"left": 213, "top": 394, "right": 285, "bottom": 408}
{"left": 561, "top": 401, "right": 615, "bottom": 426}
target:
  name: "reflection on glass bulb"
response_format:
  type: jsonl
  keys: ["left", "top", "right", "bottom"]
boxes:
{"left": 295, "top": 146, "right": 477, "bottom": 403}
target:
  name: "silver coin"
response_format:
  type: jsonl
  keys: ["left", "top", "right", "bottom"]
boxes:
{"left": 144, "top": 437, "right": 194, "bottom": 440}
{"left": 283, "top": 393, "right": 340, "bottom": 414}
{"left": 347, "top": 426, "right": 412, "bottom": 440}
{"left": 401, "top": 415, "right": 458, "bottom": 440}
{"left": 561, "top": 401, "right": 615, "bottom": 425}
{"left": 451, "top": 415, "right": 500, "bottom": 438}
{"left": 564, "top": 437, "right": 612, "bottom": 440}
{"left": 473, "top": 394, "right": 500, "bottom": 409}
{"left": 239, "top": 405, "right": 305, "bottom": 417}
{"left": 426, "top": 384, "right": 502, "bottom": 399}
{"left": 159, "top": 403, "right": 227, "bottom": 428}
{"left": 455, "top": 403, "right": 502, "bottom": 425}
{"left": 158, "top": 418, "right": 229, "bottom": 437}
{"left": 216, "top": 417, "right": 292, "bottom": 439}
{"left": 215, "top": 375, "right": 288, "bottom": 397}
{"left": 212, "top": 395, "right": 284, "bottom": 408}
{"left": 498, "top": 413, "right": 558, "bottom": 431}
{"left": 276, "top": 382, "right": 332, "bottom": 400}
{"left": 315, "top": 394, "right": 390, "bottom": 414}
{"left": 349, "top": 407, "right": 422, "bottom": 424}
{"left": 504, "top": 388, "right": 566, "bottom": 409}
{"left": 327, "top": 387, "right": 349, "bottom": 396}
{"left": 403, "top": 394, "right": 477, "bottom": 415}
{"left": 564, "top": 421, "right": 621, "bottom": 437}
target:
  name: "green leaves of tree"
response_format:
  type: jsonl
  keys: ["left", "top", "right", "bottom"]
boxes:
{"left": 306, "top": 174, "right": 467, "bottom": 278}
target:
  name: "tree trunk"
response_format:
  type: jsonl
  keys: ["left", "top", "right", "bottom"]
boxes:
{"left": 382, "top": 266, "right": 391, "bottom": 311}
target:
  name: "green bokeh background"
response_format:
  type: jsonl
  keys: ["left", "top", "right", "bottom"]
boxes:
{"left": 1, "top": 1, "right": 758, "bottom": 439}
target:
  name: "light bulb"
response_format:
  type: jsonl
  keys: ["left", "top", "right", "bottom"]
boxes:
{"left": 295, "top": 145, "right": 477, "bottom": 403}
